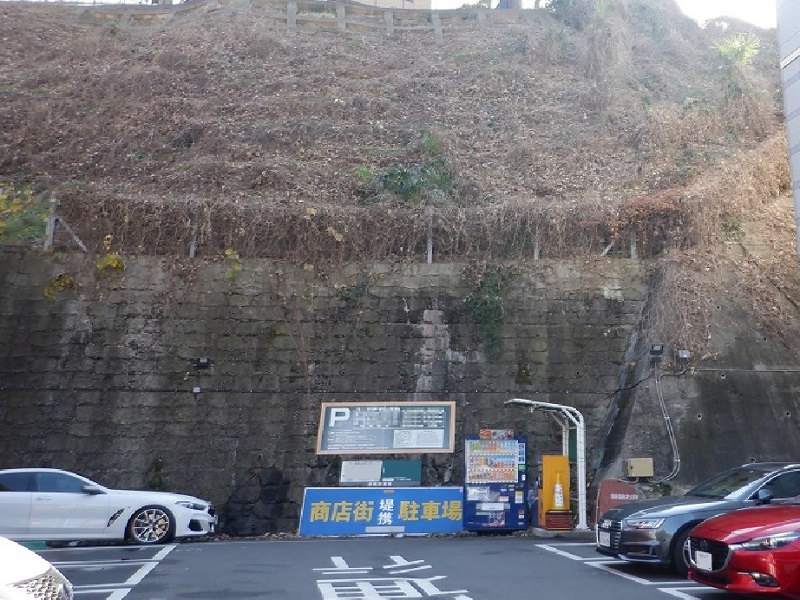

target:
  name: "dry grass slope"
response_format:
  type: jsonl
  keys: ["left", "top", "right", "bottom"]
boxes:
{"left": 0, "top": 0, "right": 796, "bottom": 358}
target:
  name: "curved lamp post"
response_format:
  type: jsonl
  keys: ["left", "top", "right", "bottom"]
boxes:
{"left": 504, "top": 398, "right": 589, "bottom": 531}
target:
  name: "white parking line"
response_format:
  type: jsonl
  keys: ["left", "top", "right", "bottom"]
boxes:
{"left": 536, "top": 544, "right": 587, "bottom": 560}
{"left": 53, "top": 560, "right": 156, "bottom": 568}
{"left": 63, "top": 544, "right": 176, "bottom": 600}
{"left": 588, "top": 559, "right": 706, "bottom": 597}
{"left": 535, "top": 542, "right": 609, "bottom": 562}
{"left": 658, "top": 586, "right": 706, "bottom": 599}
{"left": 537, "top": 542, "right": 710, "bottom": 599}
{"left": 538, "top": 542, "right": 597, "bottom": 547}
{"left": 588, "top": 560, "right": 663, "bottom": 584}
{"left": 124, "top": 544, "right": 175, "bottom": 587}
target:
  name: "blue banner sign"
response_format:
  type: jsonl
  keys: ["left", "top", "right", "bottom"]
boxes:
{"left": 298, "top": 487, "right": 464, "bottom": 536}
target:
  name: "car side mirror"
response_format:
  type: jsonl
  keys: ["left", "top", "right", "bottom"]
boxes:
{"left": 82, "top": 484, "right": 105, "bottom": 495}
{"left": 756, "top": 488, "right": 774, "bottom": 505}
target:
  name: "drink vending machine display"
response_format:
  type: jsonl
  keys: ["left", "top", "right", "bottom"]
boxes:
{"left": 463, "top": 434, "right": 528, "bottom": 531}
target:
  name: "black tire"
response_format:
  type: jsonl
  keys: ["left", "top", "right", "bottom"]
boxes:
{"left": 671, "top": 527, "right": 692, "bottom": 578}
{"left": 126, "top": 505, "right": 176, "bottom": 545}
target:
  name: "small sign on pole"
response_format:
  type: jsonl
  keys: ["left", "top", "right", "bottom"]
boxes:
{"left": 340, "top": 459, "right": 422, "bottom": 487}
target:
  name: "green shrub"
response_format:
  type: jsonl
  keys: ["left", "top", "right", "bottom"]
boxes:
{"left": 357, "top": 158, "right": 452, "bottom": 203}
{"left": 0, "top": 185, "right": 48, "bottom": 243}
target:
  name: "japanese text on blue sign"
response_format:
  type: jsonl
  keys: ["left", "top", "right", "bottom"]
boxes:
{"left": 299, "top": 487, "right": 464, "bottom": 536}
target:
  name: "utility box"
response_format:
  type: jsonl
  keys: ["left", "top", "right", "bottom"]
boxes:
{"left": 627, "top": 458, "right": 654, "bottom": 478}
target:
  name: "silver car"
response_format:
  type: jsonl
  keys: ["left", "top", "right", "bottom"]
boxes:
{"left": 596, "top": 462, "right": 800, "bottom": 575}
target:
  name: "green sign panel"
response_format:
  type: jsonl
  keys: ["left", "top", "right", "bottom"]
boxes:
{"left": 339, "top": 459, "right": 422, "bottom": 486}
{"left": 317, "top": 401, "right": 456, "bottom": 455}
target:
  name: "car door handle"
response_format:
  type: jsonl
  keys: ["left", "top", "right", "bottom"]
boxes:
{"left": 35, "top": 495, "right": 54, "bottom": 501}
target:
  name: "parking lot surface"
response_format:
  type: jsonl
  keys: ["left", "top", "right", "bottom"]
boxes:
{"left": 38, "top": 538, "right": 742, "bottom": 599}
{"left": 42, "top": 544, "right": 176, "bottom": 599}
{"left": 535, "top": 542, "right": 733, "bottom": 599}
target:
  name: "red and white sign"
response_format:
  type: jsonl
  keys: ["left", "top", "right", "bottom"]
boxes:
{"left": 595, "top": 479, "right": 640, "bottom": 521}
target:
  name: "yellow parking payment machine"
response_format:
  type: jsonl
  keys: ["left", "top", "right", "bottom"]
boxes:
{"left": 539, "top": 454, "right": 571, "bottom": 530}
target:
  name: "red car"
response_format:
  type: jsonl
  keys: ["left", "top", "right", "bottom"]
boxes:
{"left": 688, "top": 498, "right": 800, "bottom": 598}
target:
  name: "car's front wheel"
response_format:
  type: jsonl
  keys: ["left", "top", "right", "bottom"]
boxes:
{"left": 671, "top": 527, "right": 692, "bottom": 578}
{"left": 127, "top": 505, "right": 176, "bottom": 545}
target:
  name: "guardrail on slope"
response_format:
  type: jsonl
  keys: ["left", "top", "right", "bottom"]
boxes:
{"left": 75, "top": 0, "right": 550, "bottom": 38}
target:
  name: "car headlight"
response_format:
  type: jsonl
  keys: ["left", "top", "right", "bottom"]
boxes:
{"left": 176, "top": 500, "right": 207, "bottom": 511}
{"left": 736, "top": 531, "right": 800, "bottom": 551}
{"left": 625, "top": 518, "right": 665, "bottom": 529}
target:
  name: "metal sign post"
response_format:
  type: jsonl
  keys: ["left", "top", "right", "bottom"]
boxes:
{"left": 504, "top": 398, "right": 589, "bottom": 530}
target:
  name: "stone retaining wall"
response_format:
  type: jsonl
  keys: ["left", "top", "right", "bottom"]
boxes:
{"left": 0, "top": 248, "right": 645, "bottom": 532}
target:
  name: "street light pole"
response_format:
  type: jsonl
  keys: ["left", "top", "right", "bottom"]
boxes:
{"left": 504, "top": 398, "right": 589, "bottom": 531}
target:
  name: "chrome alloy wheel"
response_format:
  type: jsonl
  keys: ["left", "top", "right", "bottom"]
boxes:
{"left": 130, "top": 507, "right": 172, "bottom": 544}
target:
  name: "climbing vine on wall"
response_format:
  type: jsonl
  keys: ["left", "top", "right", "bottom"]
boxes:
{"left": 225, "top": 248, "right": 243, "bottom": 280}
{"left": 96, "top": 234, "right": 126, "bottom": 276}
{"left": 147, "top": 456, "right": 165, "bottom": 491}
{"left": 43, "top": 273, "right": 77, "bottom": 301}
{"left": 463, "top": 264, "right": 516, "bottom": 361}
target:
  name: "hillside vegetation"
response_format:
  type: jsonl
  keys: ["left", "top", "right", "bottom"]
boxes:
{"left": 0, "top": 0, "right": 796, "bottom": 356}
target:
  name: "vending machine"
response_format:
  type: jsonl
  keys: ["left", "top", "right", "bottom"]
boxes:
{"left": 463, "top": 431, "right": 528, "bottom": 532}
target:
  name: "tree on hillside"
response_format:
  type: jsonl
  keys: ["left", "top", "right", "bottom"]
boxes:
{"left": 712, "top": 32, "right": 771, "bottom": 138}
{"left": 714, "top": 33, "right": 760, "bottom": 69}
{"left": 713, "top": 32, "right": 760, "bottom": 101}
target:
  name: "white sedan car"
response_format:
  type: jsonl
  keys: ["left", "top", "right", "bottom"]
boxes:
{"left": 0, "top": 535, "right": 73, "bottom": 599}
{"left": 0, "top": 468, "right": 217, "bottom": 545}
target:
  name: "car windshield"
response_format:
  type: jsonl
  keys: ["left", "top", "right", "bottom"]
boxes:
{"left": 686, "top": 466, "right": 771, "bottom": 499}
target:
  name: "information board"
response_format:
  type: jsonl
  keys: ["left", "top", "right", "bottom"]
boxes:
{"left": 298, "top": 486, "right": 464, "bottom": 536}
{"left": 316, "top": 401, "right": 456, "bottom": 454}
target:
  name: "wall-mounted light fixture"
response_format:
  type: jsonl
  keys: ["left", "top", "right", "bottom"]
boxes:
{"left": 650, "top": 344, "right": 664, "bottom": 363}
{"left": 194, "top": 357, "right": 212, "bottom": 370}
